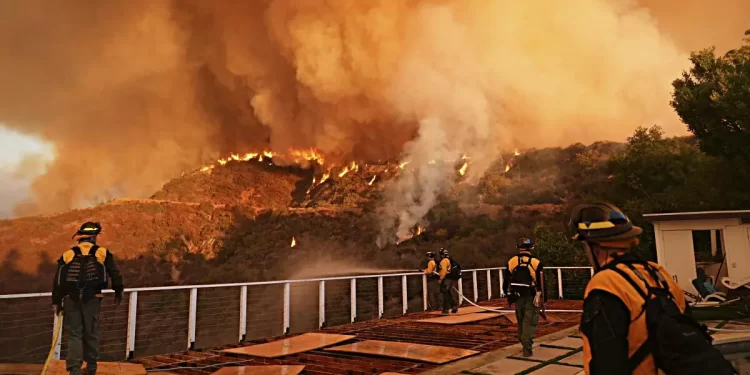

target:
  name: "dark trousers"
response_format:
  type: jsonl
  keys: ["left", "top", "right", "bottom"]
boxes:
{"left": 427, "top": 278, "right": 441, "bottom": 311}
{"left": 515, "top": 295, "right": 539, "bottom": 352}
{"left": 441, "top": 278, "right": 458, "bottom": 312}
{"left": 64, "top": 297, "right": 102, "bottom": 375}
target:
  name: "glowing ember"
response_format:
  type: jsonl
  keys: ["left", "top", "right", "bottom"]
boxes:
{"left": 368, "top": 175, "right": 376, "bottom": 185}
{"left": 291, "top": 237, "right": 296, "bottom": 248}
{"left": 458, "top": 162, "right": 469, "bottom": 176}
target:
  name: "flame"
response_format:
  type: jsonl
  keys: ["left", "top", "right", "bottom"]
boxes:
{"left": 305, "top": 177, "right": 316, "bottom": 194}
{"left": 458, "top": 162, "right": 468, "bottom": 176}
{"left": 462, "top": 154, "right": 471, "bottom": 160}
{"left": 416, "top": 225, "right": 425, "bottom": 236}
{"left": 368, "top": 175, "right": 376, "bottom": 185}
{"left": 504, "top": 163, "right": 512, "bottom": 173}
{"left": 338, "top": 165, "right": 350, "bottom": 178}
{"left": 399, "top": 161, "right": 409, "bottom": 169}
{"left": 242, "top": 153, "right": 258, "bottom": 161}
{"left": 514, "top": 148, "right": 521, "bottom": 156}
{"left": 200, "top": 165, "right": 214, "bottom": 173}
{"left": 320, "top": 171, "right": 331, "bottom": 184}
{"left": 290, "top": 148, "right": 326, "bottom": 165}
{"left": 230, "top": 153, "right": 240, "bottom": 161}
{"left": 291, "top": 237, "right": 296, "bottom": 248}
{"left": 218, "top": 159, "right": 228, "bottom": 166}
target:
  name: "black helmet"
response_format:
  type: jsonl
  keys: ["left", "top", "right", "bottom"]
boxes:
{"left": 517, "top": 237, "right": 534, "bottom": 250}
{"left": 568, "top": 202, "right": 642, "bottom": 243}
{"left": 72, "top": 222, "right": 102, "bottom": 239}
{"left": 439, "top": 248, "right": 449, "bottom": 257}
{"left": 426, "top": 251, "right": 435, "bottom": 258}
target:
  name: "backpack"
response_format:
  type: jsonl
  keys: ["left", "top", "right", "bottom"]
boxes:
{"left": 446, "top": 258, "right": 462, "bottom": 280}
{"left": 609, "top": 260, "right": 737, "bottom": 375}
{"left": 58, "top": 245, "right": 107, "bottom": 297}
{"left": 509, "top": 255, "right": 536, "bottom": 287}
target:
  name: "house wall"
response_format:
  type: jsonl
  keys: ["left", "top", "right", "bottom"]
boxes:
{"left": 653, "top": 218, "right": 748, "bottom": 295}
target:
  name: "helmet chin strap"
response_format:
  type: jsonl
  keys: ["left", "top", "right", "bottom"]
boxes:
{"left": 583, "top": 242, "right": 603, "bottom": 272}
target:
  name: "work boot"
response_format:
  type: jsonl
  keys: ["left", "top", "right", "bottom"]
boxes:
{"left": 451, "top": 307, "right": 458, "bottom": 313}
{"left": 441, "top": 310, "right": 449, "bottom": 315}
{"left": 523, "top": 348, "right": 533, "bottom": 357}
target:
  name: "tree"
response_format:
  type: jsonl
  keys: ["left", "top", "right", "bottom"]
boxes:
{"left": 671, "top": 30, "right": 750, "bottom": 182}
{"left": 533, "top": 223, "right": 587, "bottom": 266}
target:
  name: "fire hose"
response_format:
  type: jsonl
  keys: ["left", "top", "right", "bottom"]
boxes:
{"left": 42, "top": 310, "right": 64, "bottom": 375}
{"left": 451, "top": 286, "right": 583, "bottom": 313}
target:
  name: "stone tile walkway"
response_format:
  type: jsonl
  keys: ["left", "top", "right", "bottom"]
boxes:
{"left": 464, "top": 336, "right": 584, "bottom": 375}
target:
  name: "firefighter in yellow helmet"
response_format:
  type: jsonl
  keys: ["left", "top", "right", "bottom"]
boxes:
{"left": 569, "top": 203, "right": 736, "bottom": 375}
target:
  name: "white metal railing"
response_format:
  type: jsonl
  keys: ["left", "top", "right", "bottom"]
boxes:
{"left": 0, "top": 266, "right": 592, "bottom": 362}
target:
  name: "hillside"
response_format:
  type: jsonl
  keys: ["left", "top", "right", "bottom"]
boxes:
{"left": 0, "top": 142, "right": 624, "bottom": 294}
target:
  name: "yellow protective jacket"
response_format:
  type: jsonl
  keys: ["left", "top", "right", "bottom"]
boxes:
{"left": 52, "top": 240, "right": 123, "bottom": 304}
{"left": 438, "top": 258, "right": 451, "bottom": 281}
{"left": 424, "top": 259, "right": 438, "bottom": 277}
{"left": 582, "top": 254, "right": 686, "bottom": 375}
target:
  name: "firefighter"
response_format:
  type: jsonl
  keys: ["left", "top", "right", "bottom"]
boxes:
{"left": 422, "top": 251, "right": 441, "bottom": 311}
{"left": 52, "top": 222, "right": 124, "bottom": 375}
{"left": 503, "top": 237, "right": 545, "bottom": 357}
{"left": 438, "top": 248, "right": 459, "bottom": 315}
{"left": 567, "top": 203, "right": 737, "bottom": 375}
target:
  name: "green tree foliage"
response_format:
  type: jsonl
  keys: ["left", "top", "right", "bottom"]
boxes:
{"left": 671, "top": 30, "right": 750, "bottom": 185}
{"left": 532, "top": 222, "right": 587, "bottom": 266}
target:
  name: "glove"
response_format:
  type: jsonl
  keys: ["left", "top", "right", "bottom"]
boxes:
{"left": 533, "top": 291, "right": 542, "bottom": 308}
{"left": 114, "top": 291, "right": 123, "bottom": 305}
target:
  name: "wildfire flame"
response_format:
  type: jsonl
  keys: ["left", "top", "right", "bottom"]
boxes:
{"left": 504, "top": 163, "right": 512, "bottom": 173}
{"left": 320, "top": 171, "right": 331, "bottom": 184}
{"left": 200, "top": 165, "right": 214, "bottom": 173}
{"left": 368, "top": 175, "right": 376, "bottom": 185}
{"left": 290, "top": 148, "right": 325, "bottom": 165}
{"left": 291, "top": 237, "right": 296, "bottom": 248}
{"left": 458, "top": 162, "right": 469, "bottom": 176}
{"left": 399, "top": 161, "right": 409, "bottom": 169}
{"left": 416, "top": 225, "right": 425, "bottom": 236}
{"left": 338, "top": 161, "right": 359, "bottom": 178}
{"left": 514, "top": 148, "right": 521, "bottom": 156}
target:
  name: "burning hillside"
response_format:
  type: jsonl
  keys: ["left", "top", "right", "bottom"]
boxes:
{"left": 0, "top": 142, "right": 614, "bottom": 294}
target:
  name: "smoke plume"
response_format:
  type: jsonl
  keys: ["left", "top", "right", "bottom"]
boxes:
{"left": 0, "top": 1, "right": 747, "bottom": 242}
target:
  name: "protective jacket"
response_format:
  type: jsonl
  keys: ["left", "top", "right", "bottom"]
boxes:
{"left": 52, "top": 239, "right": 123, "bottom": 305}
{"left": 503, "top": 251, "right": 546, "bottom": 299}
{"left": 581, "top": 253, "right": 687, "bottom": 375}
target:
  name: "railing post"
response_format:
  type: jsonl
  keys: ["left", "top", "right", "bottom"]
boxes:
{"left": 239, "top": 286, "right": 247, "bottom": 342}
{"left": 457, "top": 278, "right": 463, "bottom": 306}
{"left": 283, "top": 283, "right": 291, "bottom": 335}
{"left": 350, "top": 279, "right": 357, "bottom": 323}
{"left": 472, "top": 271, "right": 478, "bottom": 302}
{"left": 422, "top": 274, "right": 428, "bottom": 311}
{"left": 126, "top": 291, "right": 138, "bottom": 359}
{"left": 188, "top": 288, "right": 197, "bottom": 350}
{"left": 53, "top": 311, "right": 63, "bottom": 360}
{"left": 319, "top": 281, "right": 326, "bottom": 329}
{"left": 486, "top": 270, "right": 492, "bottom": 300}
{"left": 499, "top": 269, "right": 504, "bottom": 298}
{"left": 590, "top": 267, "right": 595, "bottom": 277}
{"left": 377, "top": 277, "right": 384, "bottom": 318}
{"left": 557, "top": 268, "right": 564, "bottom": 299}
{"left": 402, "top": 275, "right": 408, "bottom": 315}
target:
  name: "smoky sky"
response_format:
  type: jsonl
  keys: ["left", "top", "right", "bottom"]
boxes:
{"left": 0, "top": 0, "right": 747, "bottom": 220}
